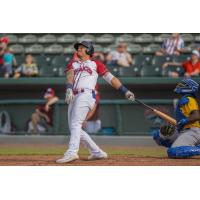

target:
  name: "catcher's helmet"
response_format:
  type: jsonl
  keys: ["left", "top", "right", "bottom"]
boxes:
{"left": 74, "top": 41, "right": 94, "bottom": 56}
{"left": 174, "top": 78, "right": 199, "bottom": 95}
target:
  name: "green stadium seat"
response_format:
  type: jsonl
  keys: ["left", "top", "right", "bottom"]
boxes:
{"left": 18, "top": 35, "right": 37, "bottom": 44}
{"left": 118, "top": 66, "right": 141, "bottom": 77}
{"left": 142, "top": 55, "right": 153, "bottom": 65}
{"left": 44, "top": 44, "right": 64, "bottom": 54}
{"left": 96, "top": 34, "right": 114, "bottom": 44}
{"left": 143, "top": 44, "right": 160, "bottom": 54}
{"left": 107, "top": 66, "right": 119, "bottom": 77}
{"left": 93, "top": 44, "right": 103, "bottom": 52}
{"left": 15, "top": 55, "right": 25, "bottom": 66}
{"left": 64, "top": 45, "right": 75, "bottom": 54}
{"left": 194, "top": 34, "right": 200, "bottom": 42}
{"left": 5, "top": 34, "right": 18, "bottom": 44}
{"left": 174, "top": 55, "right": 191, "bottom": 63}
{"left": 51, "top": 55, "right": 67, "bottom": 68}
{"left": 57, "top": 34, "right": 76, "bottom": 43}
{"left": 103, "top": 44, "right": 117, "bottom": 53}
{"left": 116, "top": 34, "right": 134, "bottom": 43}
{"left": 184, "top": 43, "right": 198, "bottom": 53}
{"left": 181, "top": 34, "right": 194, "bottom": 42}
{"left": 10, "top": 44, "right": 24, "bottom": 54}
{"left": 140, "top": 65, "right": 162, "bottom": 77}
{"left": 152, "top": 56, "right": 174, "bottom": 66}
{"left": 162, "top": 65, "right": 185, "bottom": 77}
{"left": 77, "top": 34, "right": 95, "bottom": 42}
{"left": 38, "top": 34, "right": 57, "bottom": 43}
{"left": 35, "top": 55, "right": 49, "bottom": 68}
{"left": 154, "top": 34, "right": 171, "bottom": 43}
{"left": 25, "top": 44, "right": 44, "bottom": 54}
{"left": 127, "top": 44, "right": 142, "bottom": 54}
{"left": 135, "top": 34, "right": 153, "bottom": 43}
{"left": 39, "top": 65, "right": 58, "bottom": 77}
{"left": 133, "top": 55, "right": 145, "bottom": 66}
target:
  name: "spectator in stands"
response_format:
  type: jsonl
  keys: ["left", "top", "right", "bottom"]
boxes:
{"left": 3, "top": 47, "right": 17, "bottom": 78}
{"left": 27, "top": 88, "right": 59, "bottom": 134}
{"left": 155, "top": 33, "right": 185, "bottom": 56}
{"left": 106, "top": 42, "right": 133, "bottom": 67}
{"left": 0, "top": 37, "right": 9, "bottom": 77}
{"left": 162, "top": 50, "right": 200, "bottom": 78}
{"left": 14, "top": 54, "right": 39, "bottom": 78}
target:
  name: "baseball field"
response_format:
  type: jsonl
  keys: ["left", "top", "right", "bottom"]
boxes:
{"left": 1, "top": 143, "right": 200, "bottom": 166}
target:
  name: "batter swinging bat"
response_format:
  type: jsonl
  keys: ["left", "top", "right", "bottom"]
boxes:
{"left": 134, "top": 99, "right": 177, "bottom": 126}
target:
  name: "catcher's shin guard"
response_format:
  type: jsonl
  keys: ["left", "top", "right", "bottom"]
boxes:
{"left": 167, "top": 146, "right": 200, "bottom": 158}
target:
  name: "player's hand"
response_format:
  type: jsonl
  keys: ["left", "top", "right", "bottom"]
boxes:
{"left": 125, "top": 90, "right": 135, "bottom": 101}
{"left": 65, "top": 88, "right": 74, "bottom": 104}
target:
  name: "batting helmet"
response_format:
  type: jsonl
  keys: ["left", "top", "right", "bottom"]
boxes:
{"left": 74, "top": 41, "right": 94, "bottom": 56}
{"left": 174, "top": 78, "right": 199, "bottom": 95}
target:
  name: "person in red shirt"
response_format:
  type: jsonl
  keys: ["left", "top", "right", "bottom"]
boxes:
{"left": 162, "top": 50, "right": 200, "bottom": 77}
{"left": 28, "top": 88, "right": 59, "bottom": 134}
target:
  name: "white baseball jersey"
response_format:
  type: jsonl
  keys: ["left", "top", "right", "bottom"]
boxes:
{"left": 65, "top": 59, "right": 108, "bottom": 91}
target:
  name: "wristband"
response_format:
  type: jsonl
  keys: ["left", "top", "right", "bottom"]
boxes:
{"left": 119, "top": 85, "right": 128, "bottom": 94}
{"left": 66, "top": 83, "right": 73, "bottom": 89}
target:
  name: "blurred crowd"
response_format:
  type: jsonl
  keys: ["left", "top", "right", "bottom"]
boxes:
{"left": 1, "top": 33, "right": 200, "bottom": 79}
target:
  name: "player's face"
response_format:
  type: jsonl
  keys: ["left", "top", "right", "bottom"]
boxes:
{"left": 77, "top": 45, "right": 87, "bottom": 58}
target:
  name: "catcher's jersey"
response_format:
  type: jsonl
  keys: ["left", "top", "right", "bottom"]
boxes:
{"left": 176, "top": 96, "right": 200, "bottom": 129}
{"left": 65, "top": 59, "right": 108, "bottom": 91}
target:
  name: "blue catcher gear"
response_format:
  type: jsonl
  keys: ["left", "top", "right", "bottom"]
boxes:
{"left": 153, "top": 131, "right": 172, "bottom": 148}
{"left": 167, "top": 146, "right": 200, "bottom": 158}
{"left": 174, "top": 78, "right": 199, "bottom": 96}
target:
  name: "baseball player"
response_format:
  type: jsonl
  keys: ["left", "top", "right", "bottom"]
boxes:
{"left": 153, "top": 78, "right": 200, "bottom": 158}
{"left": 56, "top": 41, "right": 135, "bottom": 163}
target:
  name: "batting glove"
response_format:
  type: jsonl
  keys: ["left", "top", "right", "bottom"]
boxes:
{"left": 65, "top": 83, "right": 74, "bottom": 104}
{"left": 125, "top": 90, "right": 135, "bottom": 101}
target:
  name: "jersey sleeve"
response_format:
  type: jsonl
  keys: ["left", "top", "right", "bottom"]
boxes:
{"left": 183, "top": 97, "right": 199, "bottom": 114}
{"left": 64, "top": 60, "right": 74, "bottom": 73}
{"left": 95, "top": 60, "right": 108, "bottom": 76}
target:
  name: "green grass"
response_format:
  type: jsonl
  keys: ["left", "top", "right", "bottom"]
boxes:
{"left": 0, "top": 146, "right": 167, "bottom": 157}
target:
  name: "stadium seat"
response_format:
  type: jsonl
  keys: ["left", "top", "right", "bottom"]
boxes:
{"left": 9, "top": 44, "right": 24, "bottom": 54}
{"left": 154, "top": 34, "right": 170, "bottom": 43}
{"left": 133, "top": 55, "right": 145, "bottom": 66}
{"left": 135, "top": 34, "right": 153, "bottom": 43}
{"left": 141, "top": 55, "right": 153, "bottom": 66}
{"left": 162, "top": 65, "right": 185, "bottom": 77}
{"left": 25, "top": 44, "right": 44, "bottom": 54}
{"left": 103, "top": 44, "right": 117, "bottom": 53}
{"left": 116, "top": 34, "right": 134, "bottom": 43}
{"left": 93, "top": 44, "right": 103, "bottom": 52}
{"left": 152, "top": 56, "right": 174, "bottom": 66}
{"left": 181, "top": 34, "right": 194, "bottom": 42}
{"left": 77, "top": 34, "right": 95, "bottom": 42}
{"left": 15, "top": 55, "right": 25, "bottom": 66}
{"left": 39, "top": 65, "right": 58, "bottom": 77}
{"left": 143, "top": 44, "right": 160, "bottom": 54}
{"left": 18, "top": 35, "right": 37, "bottom": 44}
{"left": 194, "top": 34, "right": 200, "bottom": 42}
{"left": 51, "top": 55, "right": 67, "bottom": 68}
{"left": 140, "top": 65, "right": 162, "bottom": 77}
{"left": 38, "top": 34, "right": 57, "bottom": 43}
{"left": 44, "top": 44, "right": 64, "bottom": 54}
{"left": 118, "top": 66, "right": 138, "bottom": 77}
{"left": 63, "top": 45, "right": 75, "bottom": 54}
{"left": 96, "top": 34, "right": 115, "bottom": 44}
{"left": 106, "top": 66, "right": 119, "bottom": 76}
{"left": 57, "top": 34, "right": 76, "bottom": 43}
{"left": 184, "top": 43, "right": 198, "bottom": 53}
{"left": 5, "top": 34, "right": 18, "bottom": 44}
{"left": 127, "top": 44, "right": 142, "bottom": 54}
{"left": 35, "top": 55, "right": 49, "bottom": 68}
{"left": 174, "top": 55, "right": 191, "bottom": 62}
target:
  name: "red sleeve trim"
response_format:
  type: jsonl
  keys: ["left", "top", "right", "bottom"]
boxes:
{"left": 95, "top": 60, "right": 108, "bottom": 76}
{"left": 64, "top": 60, "right": 74, "bottom": 73}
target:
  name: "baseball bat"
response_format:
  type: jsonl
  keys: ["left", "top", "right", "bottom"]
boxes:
{"left": 134, "top": 99, "right": 177, "bottom": 126}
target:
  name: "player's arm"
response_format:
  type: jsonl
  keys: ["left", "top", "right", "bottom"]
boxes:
{"left": 65, "top": 62, "right": 75, "bottom": 104}
{"left": 103, "top": 71, "right": 135, "bottom": 100}
{"left": 36, "top": 109, "right": 50, "bottom": 122}
{"left": 188, "top": 110, "right": 200, "bottom": 122}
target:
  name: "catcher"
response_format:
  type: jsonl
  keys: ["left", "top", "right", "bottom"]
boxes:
{"left": 153, "top": 78, "right": 200, "bottom": 158}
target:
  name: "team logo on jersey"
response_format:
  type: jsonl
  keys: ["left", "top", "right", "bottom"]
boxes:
{"left": 74, "top": 66, "right": 93, "bottom": 75}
